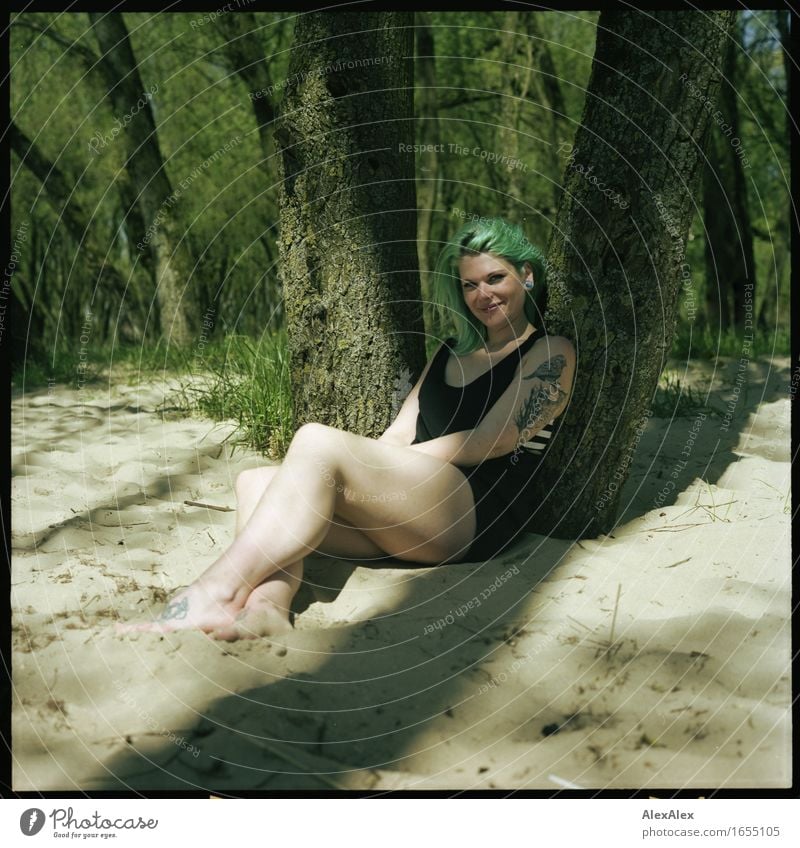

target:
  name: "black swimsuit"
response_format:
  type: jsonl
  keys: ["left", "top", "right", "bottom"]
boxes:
{"left": 412, "top": 328, "right": 557, "bottom": 563}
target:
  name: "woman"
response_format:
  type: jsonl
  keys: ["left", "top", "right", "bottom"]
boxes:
{"left": 122, "top": 217, "right": 576, "bottom": 639}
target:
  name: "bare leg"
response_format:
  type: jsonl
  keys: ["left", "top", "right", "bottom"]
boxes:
{"left": 211, "top": 465, "right": 392, "bottom": 640}
{"left": 210, "top": 468, "right": 301, "bottom": 640}
{"left": 120, "top": 423, "right": 476, "bottom": 635}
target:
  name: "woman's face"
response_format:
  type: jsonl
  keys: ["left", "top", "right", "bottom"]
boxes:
{"left": 457, "top": 252, "right": 532, "bottom": 329}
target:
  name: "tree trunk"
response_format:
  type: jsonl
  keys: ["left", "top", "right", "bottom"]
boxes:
{"left": 214, "top": 11, "right": 276, "bottom": 170}
{"left": 414, "top": 13, "right": 440, "bottom": 293}
{"left": 527, "top": 14, "right": 568, "bottom": 215}
{"left": 535, "top": 9, "right": 735, "bottom": 538}
{"left": 275, "top": 11, "right": 425, "bottom": 435}
{"left": 9, "top": 121, "right": 130, "bottom": 330}
{"left": 88, "top": 12, "right": 192, "bottom": 345}
{"left": 495, "top": 12, "right": 534, "bottom": 219}
{"left": 702, "top": 29, "right": 757, "bottom": 331}
{"left": 495, "top": 13, "right": 568, "bottom": 219}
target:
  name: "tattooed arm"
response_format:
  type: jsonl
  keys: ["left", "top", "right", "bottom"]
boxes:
{"left": 460, "top": 336, "right": 575, "bottom": 461}
{"left": 406, "top": 336, "right": 575, "bottom": 466}
{"left": 513, "top": 354, "right": 570, "bottom": 449}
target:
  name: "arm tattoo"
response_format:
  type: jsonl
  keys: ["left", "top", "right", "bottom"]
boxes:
{"left": 522, "top": 355, "right": 567, "bottom": 384}
{"left": 158, "top": 597, "right": 189, "bottom": 622}
{"left": 514, "top": 355, "right": 569, "bottom": 443}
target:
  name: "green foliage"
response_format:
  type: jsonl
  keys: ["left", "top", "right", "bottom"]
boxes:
{"left": 18, "top": 329, "right": 294, "bottom": 459}
{"left": 10, "top": 10, "right": 287, "bottom": 349}
{"left": 171, "top": 331, "right": 294, "bottom": 459}
{"left": 9, "top": 9, "right": 790, "bottom": 389}
{"left": 670, "top": 320, "right": 789, "bottom": 359}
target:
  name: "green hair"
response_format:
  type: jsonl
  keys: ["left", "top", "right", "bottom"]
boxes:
{"left": 431, "top": 216, "right": 548, "bottom": 355}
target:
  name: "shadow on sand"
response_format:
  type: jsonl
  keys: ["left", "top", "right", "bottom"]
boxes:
{"left": 62, "top": 356, "right": 791, "bottom": 791}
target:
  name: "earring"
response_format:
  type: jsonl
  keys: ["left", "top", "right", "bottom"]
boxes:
{"left": 523, "top": 279, "right": 535, "bottom": 290}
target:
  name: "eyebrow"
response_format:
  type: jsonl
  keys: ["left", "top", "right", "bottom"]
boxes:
{"left": 461, "top": 269, "right": 507, "bottom": 284}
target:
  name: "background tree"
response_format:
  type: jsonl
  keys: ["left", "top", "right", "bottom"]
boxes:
{"left": 275, "top": 11, "right": 425, "bottom": 434}
{"left": 87, "top": 12, "right": 193, "bottom": 346}
{"left": 414, "top": 12, "right": 440, "bottom": 292}
{"left": 702, "top": 21, "right": 758, "bottom": 332}
{"left": 9, "top": 10, "right": 788, "bottom": 451}
{"left": 536, "top": 9, "right": 736, "bottom": 538}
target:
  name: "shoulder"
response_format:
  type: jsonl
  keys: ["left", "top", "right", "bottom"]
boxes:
{"left": 418, "top": 338, "right": 452, "bottom": 383}
{"left": 426, "top": 337, "right": 456, "bottom": 364}
{"left": 522, "top": 333, "right": 575, "bottom": 369}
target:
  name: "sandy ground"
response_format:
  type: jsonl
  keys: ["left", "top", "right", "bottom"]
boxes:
{"left": 11, "top": 356, "right": 792, "bottom": 791}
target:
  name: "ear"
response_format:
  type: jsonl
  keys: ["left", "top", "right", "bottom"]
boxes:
{"left": 523, "top": 261, "right": 534, "bottom": 283}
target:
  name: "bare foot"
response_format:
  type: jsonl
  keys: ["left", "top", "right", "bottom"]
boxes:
{"left": 210, "top": 585, "right": 293, "bottom": 642}
{"left": 116, "top": 581, "right": 248, "bottom": 635}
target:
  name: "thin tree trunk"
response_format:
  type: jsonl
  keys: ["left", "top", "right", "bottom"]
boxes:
{"left": 703, "top": 128, "right": 731, "bottom": 329}
{"left": 9, "top": 121, "right": 130, "bottom": 315}
{"left": 88, "top": 12, "right": 192, "bottom": 345}
{"left": 527, "top": 14, "right": 568, "bottom": 214}
{"left": 703, "top": 30, "right": 757, "bottom": 331}
{"left": 414, "top": 13, "right": 440, "bottom": 293}
{"left": 275, "top": 11, "right": 425, "bottom": 435}
{"left": 495, "top": 12, "right": 533, "bottom": 219}
{"left": 215, "top": 11, "right": 276, "bottom": 170}
{"left": 536, "top": 10, "right": 735, "bottom": 538}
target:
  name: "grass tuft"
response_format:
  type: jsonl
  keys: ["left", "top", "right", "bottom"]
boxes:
{"left": 172, "top": 331, "right": 293, "bottom": 459}
{"left": 652, "top": 370, "right": 708, "bottom": 418}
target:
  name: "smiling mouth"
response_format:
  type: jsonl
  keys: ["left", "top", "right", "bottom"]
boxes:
{"left": 482, "top": 304, "right": 501, "bottom": 312}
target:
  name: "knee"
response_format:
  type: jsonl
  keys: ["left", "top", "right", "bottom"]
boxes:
{"left": 234, "top": 465, "right": 278, "bottom": 498}
{"left": 234, "top": 467, "right": 258, "bottom": 498}
{"left": 290, "top": 422, "right": 339, "bottom": 453}
{"left": 293, "top": 421, "right": 332, "bottom": 439}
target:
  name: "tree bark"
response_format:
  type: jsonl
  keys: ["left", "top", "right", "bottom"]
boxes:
{"left": 9, "top": 121, "right": 130, "bottom": 318}
{"left": 88, "top": 12, "right": 192, "bottom": 345}
{"left": 527, "top": 13, "right": 568, "bottom": 215}
{"left": 275, "top": 11, "right": 425, "bottom": 435}
{"left": 414, "top": 13, "right": 440, "bottom": 292}
{"left": 702, "top": 29, "right": 757, "bottom": 331}
{"left": 214, "top": 11, "right": 276, "bottom": 170}
{"left": 495, "top": 12, "right": 534, "bottom": 219}
{"left": 495, "top": 13, "right": 568, "bottom": 219}
{"left": 535, "top": 10, "right": 735, "bottom": 538}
